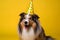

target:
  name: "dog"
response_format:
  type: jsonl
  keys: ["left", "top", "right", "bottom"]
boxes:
{"left": 18, "top": 12, "right": 54, "bottom": 40}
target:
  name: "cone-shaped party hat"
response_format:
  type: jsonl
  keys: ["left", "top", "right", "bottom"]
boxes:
{"left": 27, "top": 0, "right": 34, "bottom": 15}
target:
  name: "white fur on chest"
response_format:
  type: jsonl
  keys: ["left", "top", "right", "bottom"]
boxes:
{"left": 21, "top": 27, "right": 35, "bottom": 40}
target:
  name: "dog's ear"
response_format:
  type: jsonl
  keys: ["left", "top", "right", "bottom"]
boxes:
{"left": 19, "top": 12, "right": 26, "bottom": 17}
{"left": 32, "top": 14, "right": 39, "bottom": 20}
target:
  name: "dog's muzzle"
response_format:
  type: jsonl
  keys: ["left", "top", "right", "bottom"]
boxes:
{"left": 24, "top": 19, "right": 29, "bottom": 28}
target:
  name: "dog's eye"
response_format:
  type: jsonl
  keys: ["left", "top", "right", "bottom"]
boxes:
{"left": 23, "top": 17, "right": 25, "bottom": 19}
{"left": 29, "top": 18, "right": 31, "bottom": 19}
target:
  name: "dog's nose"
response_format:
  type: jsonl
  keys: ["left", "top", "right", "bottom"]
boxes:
{"left": 25, "top": 21, "right": 28, "bottom": 24}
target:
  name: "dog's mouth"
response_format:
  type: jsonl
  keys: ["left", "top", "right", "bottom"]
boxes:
{"left": 25, "top": 25, "right": 30, "bottom": 29}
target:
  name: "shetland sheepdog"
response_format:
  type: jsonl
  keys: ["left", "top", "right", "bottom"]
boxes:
{"left": 18, "top": 12, "right": 54, "bottom": 40}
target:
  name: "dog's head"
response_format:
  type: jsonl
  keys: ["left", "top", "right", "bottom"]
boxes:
{"left": 19, "top": 12, "right": 39, "bottom": 31}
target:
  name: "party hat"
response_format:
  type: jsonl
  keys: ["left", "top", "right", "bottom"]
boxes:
{"left": 27, "top": 0, "right": 34, "bottom": 15}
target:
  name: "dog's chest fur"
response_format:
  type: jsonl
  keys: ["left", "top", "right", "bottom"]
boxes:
{"left": 21, "top": 27, "right": 35, "bottom": 40}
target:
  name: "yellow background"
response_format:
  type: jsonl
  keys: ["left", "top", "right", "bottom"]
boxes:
{"left": 0, "top": 0, "right": 60, "bottom": 40}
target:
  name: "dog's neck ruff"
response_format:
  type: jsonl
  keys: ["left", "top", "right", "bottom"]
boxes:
{"left": 21, "top": 27, "right": 35, "bottom": 40}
